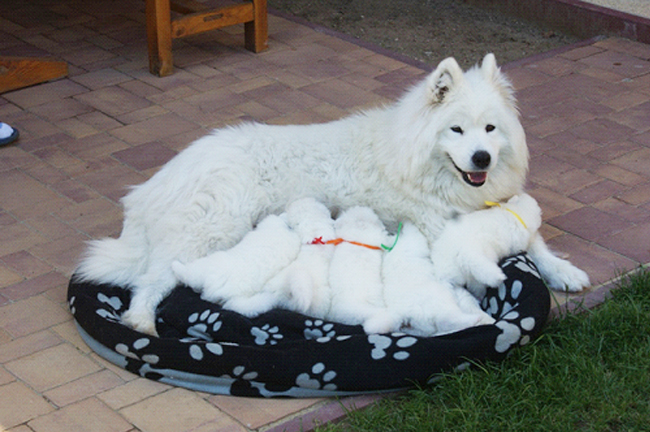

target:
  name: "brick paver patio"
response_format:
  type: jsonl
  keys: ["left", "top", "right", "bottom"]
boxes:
{"left": 1, "top": 0, "right": 649, "bottom": 431}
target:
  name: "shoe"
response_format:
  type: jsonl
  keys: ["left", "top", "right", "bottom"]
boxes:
{"left": 0, "top": 122, "right": 19, "bottom": 146}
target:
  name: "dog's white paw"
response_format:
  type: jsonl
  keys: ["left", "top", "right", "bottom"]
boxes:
{"left": 121, "top": 309, "right": 158, "bottom": 336}
{"left": 471, "top": 261, "right": 507, "bottom": 288}
{"left": 543, "top": 259, "right": 590, "bottom": 292}
{"left": 363, "top": 311, "right": 400, "bottom": 334}
{"left": 475, "top": 312, "right": 496, "bottom": 326}
{"left": 222, "top": 293, "right": 277, "bottom": 317}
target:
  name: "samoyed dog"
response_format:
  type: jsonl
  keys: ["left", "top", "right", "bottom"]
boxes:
{"left": 326, "top": 207, "right": 397, "bottom": 334}
{"left": 262, "top": 197, "right": 337, "bottom": 317}
{"left": 77, "top": 54, "right": 589, "bottom": 335}
{"left": 383, "top": 222, "right": 495, "bottom": 336}
{"left": 431, "top": 193, "right": 542, "bottom": 300}
{"left": 171, "top": 214, "right": 300, "bottom": 308}
{"left": 199, "top": 197, "right": 337, "bottom": 318}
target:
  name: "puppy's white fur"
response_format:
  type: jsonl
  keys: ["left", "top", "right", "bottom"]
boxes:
{"left": 268, "top": 198, "right": 336, "bottom": 317}
{"left": 431, "top": 193, "right": 542, "bottom": 300}
{"left": 383, "top": 222, "right": 495, "bottom": 336}
{"left": 326, "top": 207, "right": 397, "bottom": 334}
{"left": 77, "top": 54, "right": 589, "bottom": 335}
{"left": 171, "top": 214, "right": 300, "bottom": 311}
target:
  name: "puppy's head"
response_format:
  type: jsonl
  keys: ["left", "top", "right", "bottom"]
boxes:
{"left": 505, "top": 193, "right": 542, "bottom": 233}
{"left": 334, "top": 207, "right": 387, "bottom": 244}
{"left": 284, "top": 197, "right": 335, "bottom": 242}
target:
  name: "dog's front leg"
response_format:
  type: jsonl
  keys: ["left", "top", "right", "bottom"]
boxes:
{"left": 527, "top": 234, "right": 590, "bottom": 292}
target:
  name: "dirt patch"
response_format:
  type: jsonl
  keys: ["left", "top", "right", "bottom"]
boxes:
{"left": 269, "top": 0, "right": 581, "bottom": 68}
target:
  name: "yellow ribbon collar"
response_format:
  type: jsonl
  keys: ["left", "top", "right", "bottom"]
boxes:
{"left": 484, "top": 201, "right": 528, "bottom": 229}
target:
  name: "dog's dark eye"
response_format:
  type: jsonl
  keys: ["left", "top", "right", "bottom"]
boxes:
{"left": 485, "top": 124, "right": 496, "bottom": 132}
{"left": 451, "top": 126, "right": 463, "bottom": 134}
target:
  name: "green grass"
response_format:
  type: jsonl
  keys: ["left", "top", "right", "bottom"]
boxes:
{"left": 318, "top": 269, "right": 650, "bottom": 432}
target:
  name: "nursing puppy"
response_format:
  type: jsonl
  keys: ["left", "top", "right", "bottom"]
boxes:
{"left": 383, "top": 222, "right": 495, "bottom": 336}
{"left": 327, "top": 207, "right": 397, "bottom": 334}
{"left": 77, "top": 54, "right": 589, "bottom": 335}
{"left": 223, "top": 198, "right": 337, "bottom": 317}
{"left": 171, "top": 214, "right": 300, "bottom": 309}
{"left": 431, "top": 193, "right": 542, "bottom": 300}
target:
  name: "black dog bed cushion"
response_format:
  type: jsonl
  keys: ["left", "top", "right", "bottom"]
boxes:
{"left": 68, "top": 253, "right": 550, "bottom": 397}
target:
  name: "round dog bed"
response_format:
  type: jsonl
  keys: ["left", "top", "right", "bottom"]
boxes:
{"left": 68, "top": 252, "right": 550, "bottom": 397}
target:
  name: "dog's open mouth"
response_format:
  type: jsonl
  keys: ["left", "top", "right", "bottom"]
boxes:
{"left": 452, "top": 163, "right": 488, "bottom": 187}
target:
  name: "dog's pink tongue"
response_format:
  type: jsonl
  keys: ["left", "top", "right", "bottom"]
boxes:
{"left": 468, "top": 172, "right": 487, "bottom": 184}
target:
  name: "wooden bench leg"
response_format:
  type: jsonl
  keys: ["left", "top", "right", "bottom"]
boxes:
{"left": 245, "top": 0, "right": 268, "bottom": 53}
{"left": 146, "top": 0, "right": 174, "bottom": 77}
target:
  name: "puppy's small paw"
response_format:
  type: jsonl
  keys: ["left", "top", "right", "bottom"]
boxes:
{"left": 473, "top": 264, "right": 507, "bottom": 288}
{"left": 363, "top": 312, "right": 400, "bottom": 335}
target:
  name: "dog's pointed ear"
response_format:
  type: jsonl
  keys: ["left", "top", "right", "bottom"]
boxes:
{"left": 481, "top": 53, "right": 517, "bottom": 106}
{"left": 481, "top": 53, "right": 499, "bottom": 79}
{"left": 427, "top": 57, "right": 464, "bottom": 104}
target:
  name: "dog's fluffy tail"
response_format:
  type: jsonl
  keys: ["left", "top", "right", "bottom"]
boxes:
{"left": 75, "top": 237, "right": 145, "bottom": 287}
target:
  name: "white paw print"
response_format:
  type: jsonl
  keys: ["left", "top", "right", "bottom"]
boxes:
{"left": 296, "top": 362, "right": 337, "bottom": 391}
{"left": 502, "top": 254, "right": 541, "bottom": 279}
{"left": 304, "top": 319, "right": 336, "bottom": 342}
{"left": 96, "top": 293, "right": 124, "bottom": 323}
{"left": 222, "top": 365, "right": 259, "bottom": 382}
{"left": 187, "top": 309, "right": 222, "bottom": 340}
{"left": 115, "top": 338, "right": 159, "bottom": 365}
{"left": 368, "top": 333, "right": 418, "bottom": 361}
{"left": 251, "top": 324, "right": 283, "bottom": 346}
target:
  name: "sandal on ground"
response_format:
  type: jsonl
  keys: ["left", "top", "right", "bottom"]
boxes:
{"left": 0, "top": 122, "right": 19, "bottom": 146}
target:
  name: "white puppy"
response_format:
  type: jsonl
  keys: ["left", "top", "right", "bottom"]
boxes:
{"left": 431, "top": 193, "right": 542, "bottom": 300}
{"left": 383, "top": 222, "right": 495, "bottom": 336}
{"left": 327, "top": 207, "right": 397, "bottom": 334}
{"left": 171, "top": 214, "right": 300, "bottom": 310}
{"left": 227, "top": 198, "right": 337, "bottom": 317}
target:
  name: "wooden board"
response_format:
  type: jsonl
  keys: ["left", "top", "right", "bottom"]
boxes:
{"left": 0, "top": 57, "right": 68, "bottom": 93}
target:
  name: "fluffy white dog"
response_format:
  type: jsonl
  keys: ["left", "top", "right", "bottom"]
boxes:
{"left": 431, "top": 193, "right": 542, "bottom": 300}
{"left": 171, "top": 214, "right": 300, "bottom": 310}
{"left": 77, "top": 54, "right": 589, "bottom": 335}
{"left": 221, "top": 198, "right": 337, "bottom": 317}
{"left": 382, "top": 222, "right": 495, "bottom": 336}
{"left": 326, "top": 207, "right": 398, "bottom": 334}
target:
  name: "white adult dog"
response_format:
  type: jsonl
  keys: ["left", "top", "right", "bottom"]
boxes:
{"left": 77, "top": 54, "right": 589, "bottom": 335}
{"left": 431, "top": 193, "right": 543, "bottom": 301}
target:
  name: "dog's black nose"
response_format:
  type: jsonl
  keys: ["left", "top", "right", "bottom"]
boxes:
{"left": 472, "top": 151, "right": 491, "bottom": 170}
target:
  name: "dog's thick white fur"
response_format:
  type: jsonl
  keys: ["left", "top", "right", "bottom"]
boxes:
{"left": 326, "top": 207, "right": 397, "bottom": 333}
{"left": 76, "top": 54, "right": 590, "bottom": 335}
{"left": 431, "top": 193, "right": 542, "bottom": 300}
{"left": 214, "top": 197, "right": 337, "bottom": 317}
{"left": 383, "top": 222, "right": 495, "bottom": 336}
{"left": 171, "top": 214, "right": 301, "bottom": 311}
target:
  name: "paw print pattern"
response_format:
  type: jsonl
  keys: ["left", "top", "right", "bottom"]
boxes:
{"left": 304, "top": 319, "right": 335, "bottom": 342}
{"left": 296, "top": 362, "right": 337, "bottom": 391}
{"left": 69, "top": 296, "right": 76, "bottom": 315}
{"left": 95, "top": 293, "right": 124, "bottom": 323}
{"left": 482, "top": 275, "right": 538, "bottom": 353}
{"left": 502, "top": 254, "right": 541, "bottom": 279}
{"left": 251, "top": 324, "right": 283, "bottom": 346}
{"left": 221, "top": 365, "right": 259, "bottom": 383}
{"left": 187, "top": 309, "right": 222, "bottom": 340}
{"left": 368, "top": 333, "right": 418, "bottom": 361}
{"left": 115, "top": 338, "right": 160, "bottom": 365}
{"left": 187, "top": 341, "right": 224, "bottom": 361}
